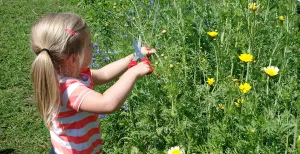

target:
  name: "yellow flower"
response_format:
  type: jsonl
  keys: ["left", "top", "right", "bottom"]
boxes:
{"left": 263, "top": 66, "right": 279, "bottom": 77}
{"left": 239, "top": 83, "right": 251, "bottom": 94}
{"left": 162, "top": 29, "right": 167, "bottom": 34}
{"left": 279, "top": 16, "right": 284, "bottom": 21}
{"left": 207, "top": 31, "right": 218, "bottom": 38}
{"left": 219, "top": 104, "right": 225, "bottom": 110}
{"left": 233, "top": 78, "right": 239, "bottom": 86}
{"left": 202, "top": 58, "right": 206, "bottom": 62}
{"left": 237, "top": 99, "right": 244, "bottom": 103}
{"left": 297, "top": 136, "right": 300, "bottom": 142}
{"left": 169, "top": 64, "right": 174, "bottom": 68}
{"left": 239, "top": 53, "right": 253, "bottom": 63}
{"left": 249, "top": 3, "right": 258, "bottom": 11}
{"left": 235, "top": 99, "right": 244, "bottom": 107}
{"left": 168, "top": 146, "right": 184, "bottom": 154}
{"left": 235, "top": 102, "right": 241, "bottom": 107}
{"left": 207, "top": 78, "right": 215, "bottom": 86}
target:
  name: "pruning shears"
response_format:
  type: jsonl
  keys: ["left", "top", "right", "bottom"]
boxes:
{"left": 128, "top": 35, "right": 154, "bottom": 74}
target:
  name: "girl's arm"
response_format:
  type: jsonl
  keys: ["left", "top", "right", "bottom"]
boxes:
{"left": 91, "top": 47, "right": 156, "bottom": 85}
{"left": 79, "top": 62, "right": 150, "bottom": 113}
{"left": 91, "top": 54, "right": 134, "bottom": 85}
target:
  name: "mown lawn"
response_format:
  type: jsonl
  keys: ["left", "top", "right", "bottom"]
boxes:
{"left": 0, "top": 1, "right": 86, "bottom": 153}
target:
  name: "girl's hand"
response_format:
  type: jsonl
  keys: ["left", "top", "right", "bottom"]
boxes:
{"left": 141, "top": 46, "right": 156, "bottom": 57}
{"left": 131, "top": 62, "right": 151, "bottom": 78}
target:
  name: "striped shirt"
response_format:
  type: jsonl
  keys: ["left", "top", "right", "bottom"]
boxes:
{"left": 50, "top": 67, "right": 102, "bottom": 154}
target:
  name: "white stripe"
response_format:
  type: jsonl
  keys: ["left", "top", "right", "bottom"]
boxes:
{"left": 91, "top": 144, "right": 102, "bottom": 154}
{"left": 53, "top": 148, "right": 64, "bottom": 154}
{"left": 72, "top": 88, "right": 90, "bottom": 110}
{"left": 59, "top": 76, "right": 76, "bottom": 84}
{"left": 77, "top": 90, "right": 93, "bottom": 111}
{"left": 58, "top": 105, "right": 72, "bottom": 112}
{"left": 61, "top": 82, "right": 81, "bottom": 106}
{"left": 50, "top": 131, "right": 101, "bottom": 151}
{"left": 54, "top": 112, "right": 93, "bottom": 124}
{"left": 52, "top": 120, "right": 58, "bottom": 129}
{"left": 59, "top": 75, "right": 91, "bottom": 86}
{"left": 53, "top": 121, "right": 99, "bottom": 137}
{"left": 55, "top": 145, "right": 102, "bottom": 154}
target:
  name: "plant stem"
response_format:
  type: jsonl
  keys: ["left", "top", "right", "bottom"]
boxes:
{"left": 246, "top": 62, "right": 250, "bottom": 82}
{"left": 292, "top": 120, "right": 298, "bottom": 151}
{"left": 213, "top": 45, "right": 219, "bottom": 81}
{"left": 171, "top": 99, "right": 174, "bottom": 114}
{"left": 266, "top": 76, "right": 269, "bottom": 95}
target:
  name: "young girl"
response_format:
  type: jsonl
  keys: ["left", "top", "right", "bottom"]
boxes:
{"left": 30, "top": 13, "right": 156, "bottom": 154}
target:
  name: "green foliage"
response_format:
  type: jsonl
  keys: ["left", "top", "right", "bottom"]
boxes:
{"left": 81, "top": 0, "right": 300, "bottom": 153}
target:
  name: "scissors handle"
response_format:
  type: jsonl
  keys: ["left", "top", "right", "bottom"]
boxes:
{"left": 128, "top": 58, "right": 154, "bottom": 75}
{"left": 128, "top": 60, "right": 137, "bottom": 69}
{"left": 141, "top": 57, "right": 154, "bottom": 75}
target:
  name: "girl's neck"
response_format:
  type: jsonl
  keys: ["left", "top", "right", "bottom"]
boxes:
{"left": 58, "top": 67, "right": 81, "bottom": 79}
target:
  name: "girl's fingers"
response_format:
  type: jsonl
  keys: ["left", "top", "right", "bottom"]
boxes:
{"left": 143, "top": 45, "right": 151, "bottom": 50}
{"left": 149, "top": 48, "right": 156, "bottom": 54}
{"left": 142, "top": 47, "right": 156, "bottom": 55}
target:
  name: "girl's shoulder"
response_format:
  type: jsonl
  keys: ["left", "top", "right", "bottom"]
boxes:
{"left": 58, "top": 67, "right": 94, "bottom": 88}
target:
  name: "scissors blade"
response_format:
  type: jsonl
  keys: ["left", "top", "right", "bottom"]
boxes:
{"left": 133, "top": 36, "right": 144, "bottom": 59}
{"left": 138, "top": 35, "right": 142, "bottom": 52}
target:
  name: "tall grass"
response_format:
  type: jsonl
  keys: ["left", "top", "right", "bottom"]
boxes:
{"left": 76, "top": 0, "right": 300, "bottom": 153}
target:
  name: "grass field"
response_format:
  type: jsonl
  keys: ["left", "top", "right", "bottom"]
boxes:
{"left": 0, "top": 0, "right": 87, "bottom": 153}
{"left": 1, "top": 0, "right": 300, "bottom": 154}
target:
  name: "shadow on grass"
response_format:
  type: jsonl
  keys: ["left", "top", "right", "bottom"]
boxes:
{"left": 0, "top": 148, "right": 15, "bottom": 154}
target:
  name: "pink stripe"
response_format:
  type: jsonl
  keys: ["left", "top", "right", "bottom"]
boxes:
{"left": 61, "top": 83, "right": 92, "bottom": 110}
{"left": 54, "top": 114, "right": 98, "bottom": 129}
{"left": 60, "top": 80, "right": 78, "bottom": 94}
{"left": 68, "top": 88, "right": 91, "bottom": 110}
{"left": 53, "top": 127, "right": 100, "bottom": 144}
{"left": 56, "top": 109, "right": 77, "bottom": 118}
{"left": 52, "top": 139, "right": 102, "bottom": 153}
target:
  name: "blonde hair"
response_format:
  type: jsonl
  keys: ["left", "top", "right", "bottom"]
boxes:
{"left": 30, "top": 13, "right": 89, "bottom": 127}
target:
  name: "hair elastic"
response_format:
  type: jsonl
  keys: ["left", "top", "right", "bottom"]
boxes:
{"left": 65, "top": 28, "right": 76, "bottom": 36}
{"left": 39, "top": 48, "right": 50, "bottom": 55}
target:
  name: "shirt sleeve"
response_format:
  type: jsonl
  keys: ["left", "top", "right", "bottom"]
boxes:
{"left": 60, "top": 67, "right": 95, "bottom": 111}
{"left": 65, "top": 84, "right": 94, "bottom": 111}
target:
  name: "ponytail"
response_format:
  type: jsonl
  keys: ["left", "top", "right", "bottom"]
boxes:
{"left": 30, "top": 13, "right": 90, "bottom": 127}
{"left": 31, "top": 50, "right": 60, "bottom": 128}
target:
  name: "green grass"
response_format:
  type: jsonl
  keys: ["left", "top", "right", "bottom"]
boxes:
{"left": 1, "top": 0, "right": 300, "bottom": 154}
{"left": 0, "top": 0, "right": 87, "bottom": 153}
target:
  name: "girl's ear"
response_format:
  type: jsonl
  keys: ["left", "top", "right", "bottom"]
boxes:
{"left": 67, "top": 54, "right": 79, "bottom": 67}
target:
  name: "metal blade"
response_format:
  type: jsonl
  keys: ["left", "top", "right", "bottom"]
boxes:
{"left": 133, "top": 35, "right": 144, "bottom": 59}
{"left": 132, "top": 37, "right": 139, "bottom": 60}
{"left": 138, "top": 35, "right": 142, "bottom": 52}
